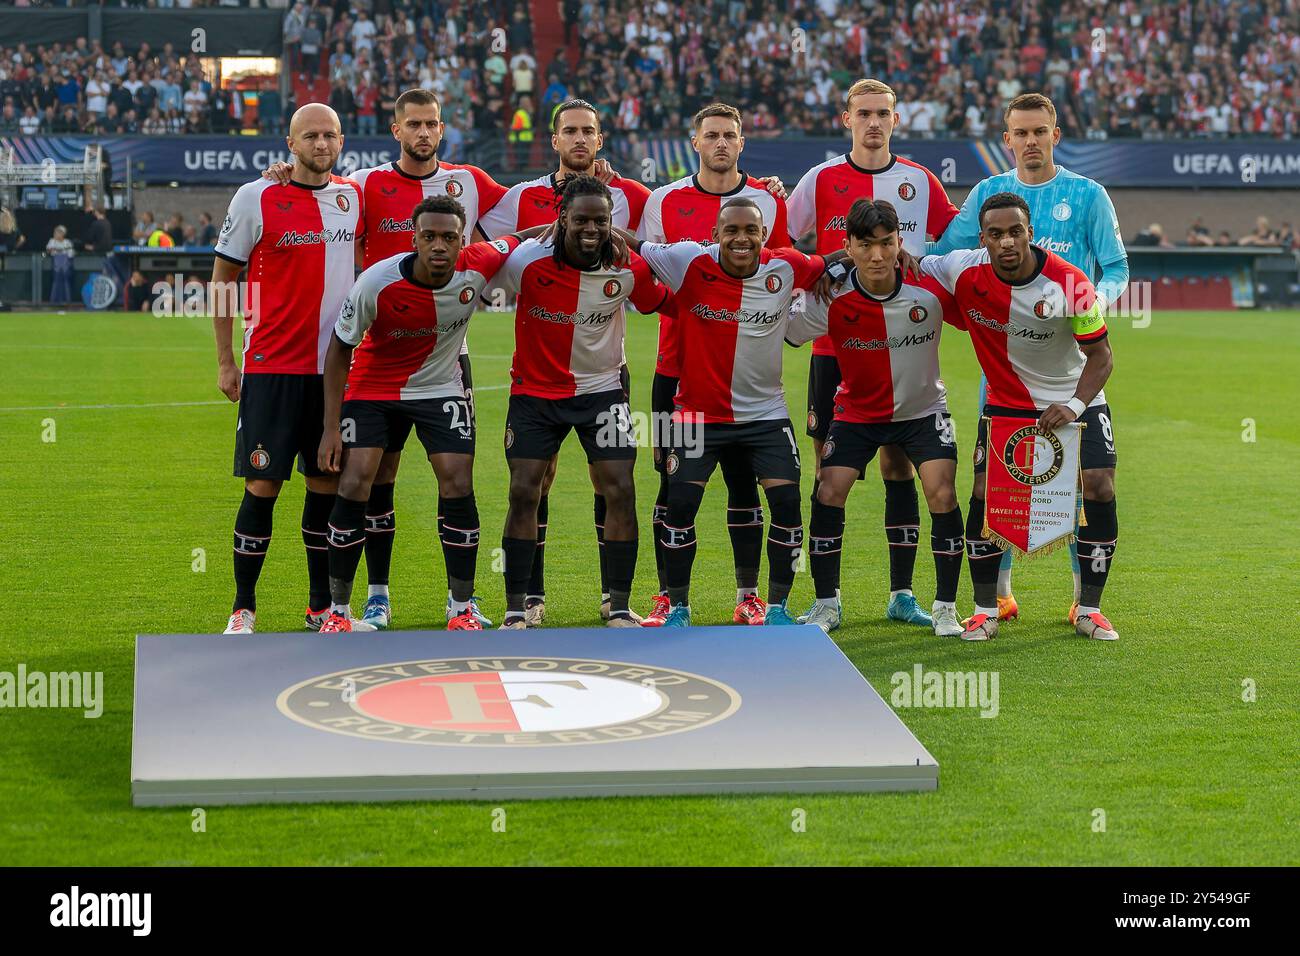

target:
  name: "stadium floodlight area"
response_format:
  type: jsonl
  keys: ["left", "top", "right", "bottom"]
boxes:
{"left": 131, "top": 628, "right": 937, "bottom": 806}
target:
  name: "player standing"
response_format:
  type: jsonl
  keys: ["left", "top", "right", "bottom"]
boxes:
{"left": 477, "top": 98, "right": 651, "bottom": 626}
{"left": 786, "top": 78, "right": 959, "bottom": 629}
{"left": 213, "top": 103, "right": 363, "bottom": 634}
{"left": 930, "top": 92, "right": 1129, "bottom": 625}
{"left": 265, "top": 88, "right": 509, "bottom": 630}
{"left": 786, "top": 199, "right": 966, "bottom": 636}
{"left": 635, "top": 102, "right": 792, "bottom": 628}
{"left": 920, "top": 193, "right": 1119, "bottom": 642}
{"left": 316, "top": 197, "right": 538, "bottom": 631}
{"left": 492, "top": 175, "right": 670, "bottom": 629}
{"left": 621, "top": 198, "right": 841, "bottom": 627}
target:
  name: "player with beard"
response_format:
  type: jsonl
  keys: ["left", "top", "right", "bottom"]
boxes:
{"left": 264, "top": 88, "right": 507, "bottom": 630}
{"left": 214, "top": 104, "right": 364, "bottom": 634}
{"left": 635, "top": 103, "right": 791, "bottom": 628}
{"left": 478, "top": 99, "right": 648, "bottom": 626}
{"left": 316, "top": 197, "right": 546, "bottom": 632}
{"left": 787, "top": 78, "right": 959, "bottom": 631}
{"left": 491, "top": 175, "right": 670, "bottom": 629}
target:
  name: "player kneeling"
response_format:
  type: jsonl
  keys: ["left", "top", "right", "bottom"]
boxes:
{"left": 787, "top": 199, "right": 966, "bottom": 636}
{"left": 317, "top": 196, "right": 526, "bottom": 631}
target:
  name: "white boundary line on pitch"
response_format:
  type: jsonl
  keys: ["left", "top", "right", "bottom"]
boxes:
{"left": 0, "top": 384, "right": 512, "bottom": 412}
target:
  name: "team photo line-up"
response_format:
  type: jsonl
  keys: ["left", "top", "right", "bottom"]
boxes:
{"left": 212, "top": 78, "right": 1122, "bottom": 642}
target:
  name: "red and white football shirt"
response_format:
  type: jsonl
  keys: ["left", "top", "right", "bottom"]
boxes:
{"left": 334, "top": 238, "right": 519, "bottom": 401}
{"left": 351, "top": 160, "right": 508, "bottom": 267}
{"left": 638, "top": 243, "right": 826, "bottom": 423}
{"left": 787, "top": 269, "right": 963, "bottom": 423}
{"left": 638, "top": 172, "right": 791, "bottom": 377}
{"left": 215, "top": 175, "right": 364, "bottom": 375}
{"left": 477, "top": 172, "right": 650, "bottom": 237}
{"left": 919, "top": 247, "right": 1109, "bottom": 411}
{"left": 787, "top": 154, "right": 958, "bottom": 355}
{"left": 494, "top": 239, "right": 669, "bottom": 399}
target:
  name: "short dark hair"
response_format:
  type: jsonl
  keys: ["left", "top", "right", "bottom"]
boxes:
{"left": 693, "top": 102, "right": 743, "bottom": 131}
{"left": 411, "top": 195, "right": 466, "bottom": 232}
{"left": 978, "top": 191, "right": 1031, "bottom": 227}
{"left": 719, "top": 196, "right": 762, "bottom": 220}
{"left": 395, "top": 88, "right": 440, "bottom": 117}
{"left": 552, "top": 98, "right": 600, "bottom": 132}
{"left": 845, "top": 198, "right": 900, "bottom": 240}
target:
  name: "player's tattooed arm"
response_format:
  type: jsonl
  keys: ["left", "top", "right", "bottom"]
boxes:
{"left": 211, "top": 256, "right": 245, "bottom": 402}
{"left": 319, "top": 334, "right": 354, "bottom": 474}
{"left": 759, "top": 176, "right": 786, "bottom": 199}
{"left": 261, "top": 161, "right": 294, "bottom": 185}
{"left": 1039, "top": 338, "right": 1113, "bottom": 430}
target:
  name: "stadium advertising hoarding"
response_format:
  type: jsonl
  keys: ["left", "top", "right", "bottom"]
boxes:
{"left": 2, "top": 135, "right": 1297, "bottom": 187}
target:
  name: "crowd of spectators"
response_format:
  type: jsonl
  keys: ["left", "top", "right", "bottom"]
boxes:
{"left": 574, "top": 0, "right": 1299, "bottom": 138}
{"left": 129, "top": 209, "right": 218, "bottom": 247}
{"left": 1132, "top": 215, "right": 1298, "bottom": 249}
{"left": 0, "top": 38, "right": 270, "bottom": 134}
{"left": 283, "top": 1, "right": 539, "bottom": 137}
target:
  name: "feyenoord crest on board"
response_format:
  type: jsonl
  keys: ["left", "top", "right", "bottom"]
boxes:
{"left": 132, "top": 629, "right": 937, "bottom": 806}
{"left": 981, "top": 416, "right": 1084, "bottom": 557}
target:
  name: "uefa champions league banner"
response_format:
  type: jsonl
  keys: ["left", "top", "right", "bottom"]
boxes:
{"left": 2, "top": 135, "right": 1297, "bottom": 187}
{"left": 0, "top": 136, "right": 402, "bottom": 186}
{"left": 653, "top": 137, "right": 1300, "bottom": 188}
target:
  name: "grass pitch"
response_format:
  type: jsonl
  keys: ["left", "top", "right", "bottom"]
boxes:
{"left": 1, "top": 308, "right": 1297, "bottom": 865}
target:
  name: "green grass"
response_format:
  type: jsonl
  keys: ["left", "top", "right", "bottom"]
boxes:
{"left": 1, "top": 308, "right": 1298, "bottom": 865}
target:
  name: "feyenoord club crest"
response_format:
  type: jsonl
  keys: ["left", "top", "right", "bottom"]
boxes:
{"left": 276, "top": 657, "right": 741, "bottom": 746}
{"left": 446, "top": 179, "right": 463, "bottom": 197}
{"left": 336, "top": 194, "right": 350, "bottom": 212}
{"left": 459, "top": 287, "right": 475, "bottom": 304}
{"left": 1001, "top": 425, "right": 1065, "bottom": 485}
{"left": 665, "top": 452, "right": 680, "bottom": 475}
{"left": 982, "top": 417, "right": 1083, "bottom": 557}
{"left": 1052, "top": 201, "right": 1072, "bottom": 221}
{"left": 908, "top": 304, "right": 928, "bottom": 323}
{"left": 603, "top": 279, "right": 622, "bottom": 298}
{"left": 1033, "top": 298, "right": 1051, "bottom": 318}
{"left": 249, "top": 445, "right": 271, "bottom": 470}
{"left": 807, "top": 409, "right": 818, "bottom": 432}
{"left": 764, "top": 274, "right": 782, "bottom": 293}
{"left": 821, "top": 439, "right": 836, "bottom": 459}
{"left": 504, "top": 426, "right": 515, "bottom": 450}
{"left": 897, "top": 181, "right": 916, "bottom": 201}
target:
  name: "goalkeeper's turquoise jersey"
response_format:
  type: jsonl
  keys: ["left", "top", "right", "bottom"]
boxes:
{"left": 929, "top": 165, "right": 1129, "bottom": 307}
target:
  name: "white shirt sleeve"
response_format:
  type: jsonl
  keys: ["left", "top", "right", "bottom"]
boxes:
{"left": 213, "top": 182, "right": 265, "bottom": 265}
{"left": 786, "top": 165, "right": 819, "bottom": 241}
{"left": 784, "top": 285, "right": 830, "bottom": 346}
{"left": 637, "top": 240, "right": 700, "bottom": 291}
{"left": 475, "top": 183, "right": 522, "bottom": 239}
{"left": 636, "top": 187, "right": 666, "bottom": 242}
{"left": 334, "top": 267, "right": 380, "bottom": 346}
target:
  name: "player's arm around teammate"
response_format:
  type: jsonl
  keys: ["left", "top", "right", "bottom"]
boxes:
{"left": 787, "top": 199, "right": 966, "bottom": 636}
{"left": 316, "top": 199, "right": 537, "bottom": 632}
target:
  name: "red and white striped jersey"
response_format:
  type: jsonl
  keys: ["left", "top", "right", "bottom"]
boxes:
{"left": 477, "top": 172, "right": 650, "bottom": 238}
{"left": 215, "top": 175, "right": 364, "bottom": 375}
{"left": 786, "top": 269, "right": 963, "bottom": 423}
{"left": 787, "top": 154, "right": 958, "bottom": 355}
{"left": 638, "top": 242, "right": 826, "bottom": 423}
{"left": 637, "top": 172, "right": 791, "bottom": 378}
{"left": 494, "top": 239, "right": 669, "bottom": 399}
{"left": 334, "top": 238, "right": 519, "bottom": 401}
{"left": 351, "top": 160, "right": 507, "bottom": 268}
{"left": 919, "top": 247, "right": 1109, "bottom": 411}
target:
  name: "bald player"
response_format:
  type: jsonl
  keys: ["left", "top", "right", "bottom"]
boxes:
{"left": 214, "top": 103, "right": 365, "bottom": 634}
